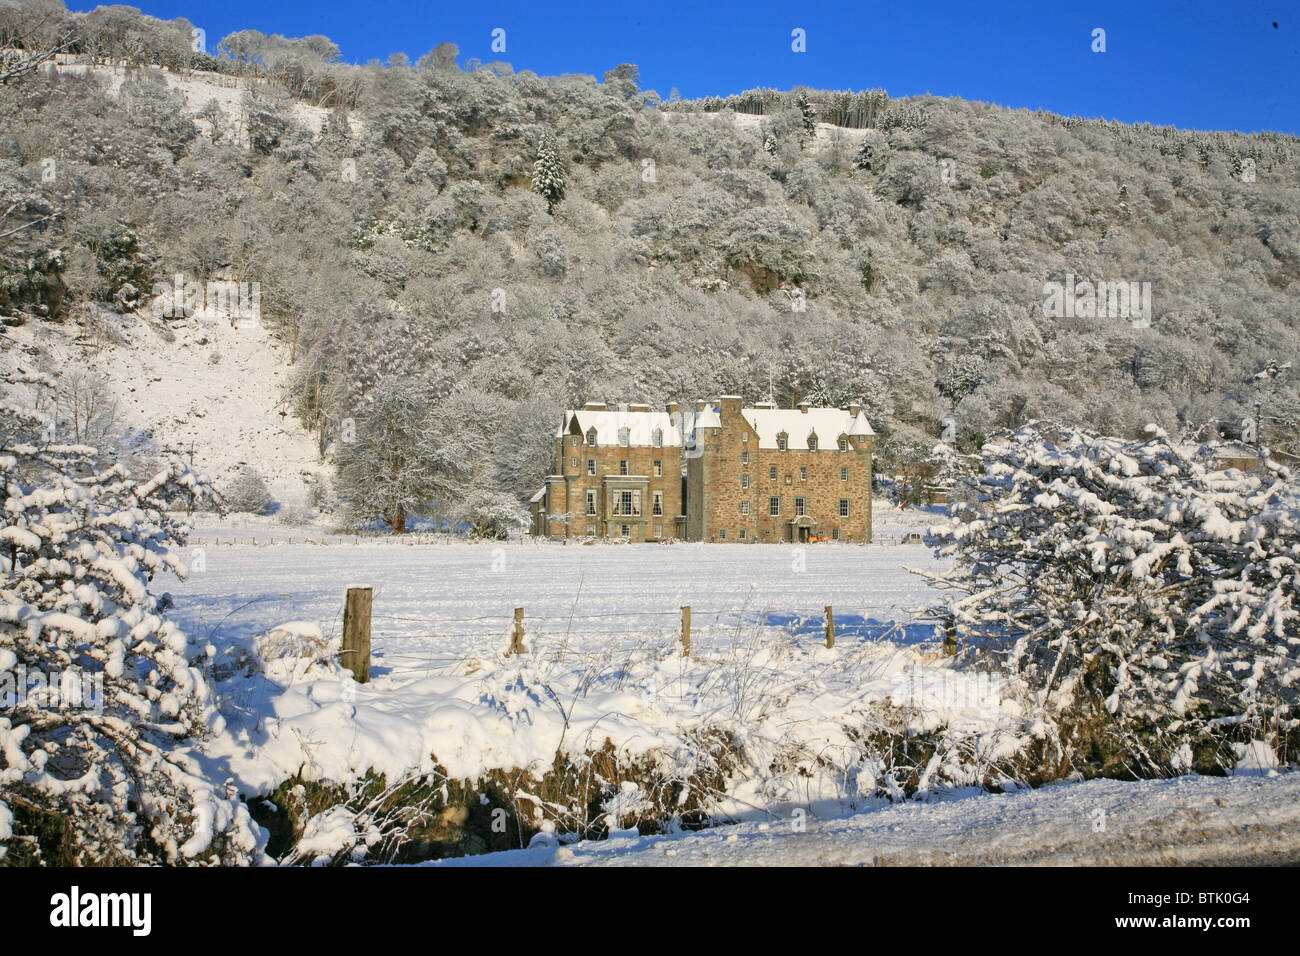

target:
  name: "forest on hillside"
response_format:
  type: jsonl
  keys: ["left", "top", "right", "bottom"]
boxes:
{"left": 2, "top": 0, "right": 1298, "bottom": 527}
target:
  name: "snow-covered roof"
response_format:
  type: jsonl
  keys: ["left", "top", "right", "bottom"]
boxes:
{"left": 558, "top": 408, "right": 682, "bottom": 447}
{"left": 680, "top": 403, "right": 874, "bottom": 450}
{"left": 742, "top": 407, "right": 875, "bottom": 449}
{"left": 529, "top": 487, "right": 547, "bottom": 503}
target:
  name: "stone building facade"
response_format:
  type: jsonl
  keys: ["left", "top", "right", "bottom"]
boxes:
{"left": 531, "top": 403, "right": 684, "bottom": 541}
{"left": 531, "top": 397, "right": 875, "bottom": 543}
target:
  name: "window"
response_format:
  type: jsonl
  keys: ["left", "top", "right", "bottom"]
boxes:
{"left": 838, "top": 437, "right": 848, "bottom": 452}
{"left": 769, "top": 496, "right": 781, "bottom": 516}
{"left": 586, "top": 428, "right": 597, "bottom": 446}
{"left": 778, "top": 435, "right": 788, "bottom": 451}
{"left": 571, "top": 436, "right": 580, "bottom": 446}
{"left": 741, "top": 451, "right": 749, "bottom": 464}
{"left": 808, "top": 436, "right": 818, "bottom": 451}
{"left": 839, "top": 499, "right": 850, "bottom": 517}
{"left": 831, "top": 528, "right": 840, "bottom": 540}
{"left": 618, "top": 426, "right": 630, "bottom": 447}
{"left": 740, "top": 501, "right": 750, "bottom": 515}
{"left": 652, "top": 428, "right": 662, "bottom": 448}
{"left": 741, "top": 474, "right": 750, "bottom": 489}
{"left": 620, "top": 459, "right": 628, "bottom": 475}
{"left": 588, "top": 459, "right": 596, "bottom": 475}
{"left": 795, "top": 497, "right": 806, "bottom": 516}
{"left": 769, "top": 466, "right": 777, "bottom": 480}
{"left": 613, "top": 490, "right": 641, "bottom": 516}
{"left": 653, "top": 491, "right": 663, "bottom": 516}
{"left": 718, "top": 529, "right": 727, "bottom": 540}
{"left": 621, "top": 524, "right": 630, "bottom": 538}
{"left": 586, "top": 491, "right": 596, "bottom": 515}
{"left": 653, "top": 459, "right": 662, "bottom": 477}
{"left": 739, "top": 528, "right": 747, "bottom": 539}
{"left": 800, "top": 466, "right": 807, "bottom": 481}
{"left": 840, "top": 466, "right": 848, "bottom": 481}
{"left": 654, "top": 523, "right": 663, "bottom": 537}
{"left": 570, "top": 457, "right": 578, "bottom": 468}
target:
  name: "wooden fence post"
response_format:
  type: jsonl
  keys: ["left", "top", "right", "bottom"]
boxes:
{"left": 508, "top": 607, "right": 526, "bottom": 655}
{"left": 943, "top": 625, "right": 958, "bottom": 656}
{"left": 681, "top": 605, "right": 691, "bottom": 658}
{"left": 342, "top": 587, "right": 372, "bottom": 683}
{"left": 824, "top": 605, "right": 835, "bottom": 649}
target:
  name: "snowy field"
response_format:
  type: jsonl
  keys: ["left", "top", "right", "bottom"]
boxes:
{"left": 165, "top": 525, "right": 1019, "bottom": 832}
{"left": 164, "top": 521, "right": 1295, "bottom": 864}
{"left": 169, "top": 522, "right": 952, "bottom": 678}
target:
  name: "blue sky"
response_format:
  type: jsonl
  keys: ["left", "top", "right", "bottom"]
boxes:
{"left": 72, "top": 0, "right": 1299, "bottom": 134}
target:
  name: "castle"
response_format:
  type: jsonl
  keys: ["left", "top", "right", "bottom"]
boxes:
{"left": 530, "top": 397, "right": 875, "bottom": 543}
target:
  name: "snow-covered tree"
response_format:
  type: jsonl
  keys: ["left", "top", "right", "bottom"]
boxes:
{"left": 458, "top": 489, "right": 527, "bottom": 539}
{"left": 919, "top": 423, "right": 1300, "bottom": 774}
{"left": 0, "top": 373, "right": 264, "bottom": 864}
{"left": 795, "top": 91, "right": 816, "bottom": 147}
{"left": 223, "top": 469, "right": 273, "bottom": 515}
{"left": 335, "top": 377, "right": 434, "bottom": 534}
{"left": 335, "top": 380, "right": 495, "bottom": 534}
{"left": 531, "top": 135, "right": 566, "bottom": 214}
{"left": 936, "top": 355, "right": 986, "bottom": 405}
{"left": 853, "top": 131, "right": 889, "bottom": 172}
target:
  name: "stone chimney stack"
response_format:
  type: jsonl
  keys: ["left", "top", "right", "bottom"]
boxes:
{"left": 798, "top": 400, "right": 811, "bottom": 414}
{"left": 848, "top": 403, "right": 861, "bottom": 418}
{"left": 696, "top": 400, "right": 706, "bottom": 412}
{"left": 666, "top": 401, "right": 678, "bottom": 415}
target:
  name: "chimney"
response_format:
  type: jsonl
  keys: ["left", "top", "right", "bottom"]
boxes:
{"left": 666, "top": 401, "right": 678, "bottom": 415}
{"left": 584, "top": 401, "right": 607, "bottom": 411}
{"left": 696, "top": 400, "right": 706, "bottom": 412}
{"left": 719, "top": 395, "right": 742, "bottom": 418}
{"left": 848, "top": 403, "right": 861, "bottom": 418}
{"left": 798, "top": 400, "right": 811, "bottom": 414}
{"left": 628, "top": 402, "right": 651, "bottom": 413}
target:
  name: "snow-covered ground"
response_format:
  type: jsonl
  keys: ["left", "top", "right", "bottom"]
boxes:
{"left": 169, "top": 528, "right": 951, "bottom": 678}
{"left": 46, "top": 56, "right": 352, "bottom": 141}
{"left": 661, "top": 110, "right": 870, "bottom": 155}
{"left": 428, "top": 770, "right": 1300, "bottom": 866}
{"left": 154, "top": 528, "right": 1299, "bottom": 863}
{"left": 1, "top": 306, "right": 325, "bottom": 508}
{"left": 167, "top": 533, "right": 1014, "bottom": 821}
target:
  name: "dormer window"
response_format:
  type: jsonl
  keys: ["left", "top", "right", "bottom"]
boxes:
{"left": 586, "top": 428, "right": 598, "bottom": 447}
{"left": 807, "top": 434, "right": 818, "bottom": 452}
{"left": 777, "top": 432, "right": 788, "bottom": 452}
{"left": 838, "top": 436, "right": 848, "bottom": 451}
{"left": 618, "top": 426, "right": 630, "bottom": 448}
{"left": 652, "top": 427, "right": 663, "bottom": 448}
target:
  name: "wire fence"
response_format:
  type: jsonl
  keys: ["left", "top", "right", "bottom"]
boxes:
{"left": 354, "top": 598, "right": 940, "bottom": 680}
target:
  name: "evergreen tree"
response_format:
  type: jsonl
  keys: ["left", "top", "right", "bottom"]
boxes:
{"left": 795, "top": 91, "right": 817, "bottom": 147}
{"left": 531, "top": 136, "right": 566, "bottom": 214}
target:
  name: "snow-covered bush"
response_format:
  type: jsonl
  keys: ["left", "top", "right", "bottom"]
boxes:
{"left": 1, "top": 376, "right": 265, "bottom": 864}
{"left": 223, "top": 469, "right": 273, "bottom": 515}
{"left": 920, "top": 423, "right": 1300, "bottom": 774}
{"left": 459, "top": 489, "right": 528, "bottom": 539}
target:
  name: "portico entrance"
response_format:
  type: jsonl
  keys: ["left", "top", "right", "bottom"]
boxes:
{"left": 789, "top": 515, "right": 817, "bottom": 543}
